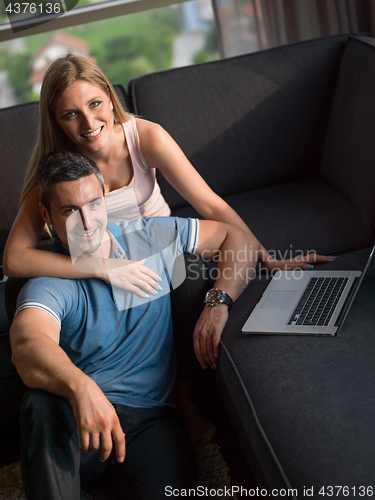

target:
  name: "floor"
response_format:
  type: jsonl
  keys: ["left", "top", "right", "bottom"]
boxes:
{"left": 0, "top": 440, "right": 20, "bottom": 468}
{"left": 214, "top": 404, "right": 259, "bottom": 490}
{"left": 193, "top": 371, "right": 259, "bottom": 490}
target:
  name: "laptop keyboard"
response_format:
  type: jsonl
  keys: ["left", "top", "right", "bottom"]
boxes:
{"left": 287, "top": 277, "right": 349, "bottom": 327}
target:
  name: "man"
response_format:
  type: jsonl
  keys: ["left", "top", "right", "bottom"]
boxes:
{"left": 10, "top": 151, "right": 260, "bottom": 499}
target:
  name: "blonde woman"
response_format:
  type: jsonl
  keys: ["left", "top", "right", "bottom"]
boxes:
{"left": 4, "top": 55, "right": 332, "bottom": 443}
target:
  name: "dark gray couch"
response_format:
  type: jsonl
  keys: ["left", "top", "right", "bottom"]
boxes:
{"left": 1, "top": 33, "right": 375, "bottom": 497}
{"left": 127, "top": 33, "right": 375, "bottom": 496}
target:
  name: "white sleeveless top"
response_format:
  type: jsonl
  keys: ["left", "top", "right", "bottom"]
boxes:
{"left": 105, "top": 117, "right": 171, "bottom": 223}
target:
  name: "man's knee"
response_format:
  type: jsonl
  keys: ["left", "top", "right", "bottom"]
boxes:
{"left": 21, "top": 390, "right": 65, "bottom": 423}
{"left": 20, "top": 389, "right": 76, "bottom": 441}
{"left": 22, "top": 389, "right": 55, "bottom": 413}
{"left": 20, "top": 390, "right": 82, "bottom": 499}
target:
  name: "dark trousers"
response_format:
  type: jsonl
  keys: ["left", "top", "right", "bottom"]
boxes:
{"left": 20, "top": 390, "right": 198, "bottom": 500}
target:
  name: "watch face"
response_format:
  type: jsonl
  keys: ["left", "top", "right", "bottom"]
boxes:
{"left": 205, "top": 288, "right": 232, "bottom": 310}
{"left": 206, "top": 289, "right": 220, "bottom": 303}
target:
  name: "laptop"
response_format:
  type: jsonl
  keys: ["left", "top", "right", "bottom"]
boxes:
{"left": 242, "top": 245, "right": 375, "bottom": 336}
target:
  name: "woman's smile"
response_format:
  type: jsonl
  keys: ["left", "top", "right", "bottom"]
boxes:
{"left": 81, "top": 126, "right": 104, "bottom": 140}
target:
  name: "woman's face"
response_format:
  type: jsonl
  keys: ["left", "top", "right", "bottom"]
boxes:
{"left": 55, "top": 79, "right": 114, "bottom": 155}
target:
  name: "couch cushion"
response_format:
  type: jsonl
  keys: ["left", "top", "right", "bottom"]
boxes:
{"left": 112, "top": 84, "right": 130, "bottom": 113}
{"left": 172, "top": 175, "right": 374, "bottom": 256}
{"left": 129, "top": 35, "right": 352, "bottom": 210}
{"left": 321, "top": 37, "right": 375, "bottom": 235}
{"left": 218, "top": 248, "right": 375, "bottom": 490}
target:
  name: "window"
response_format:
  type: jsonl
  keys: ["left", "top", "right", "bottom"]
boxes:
{"left": 0, "top": 0, "right": 219, "bottom": 107}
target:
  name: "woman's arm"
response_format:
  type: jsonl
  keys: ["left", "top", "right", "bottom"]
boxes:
{"left": 137, "top": 119, "right": 249, "bottom": 232}
{"left": 3, "top": 185, "right": 83, "bottom": 279}
{"left": 137, "top": 119, "right": 334, "bottom": 270}
{"left": 3, "top": 186, "right": 162, "bottom": 296}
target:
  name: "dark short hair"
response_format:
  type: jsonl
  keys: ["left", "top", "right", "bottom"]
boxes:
{"left": 37, "top": 151, "right": 105, "bottom": 212}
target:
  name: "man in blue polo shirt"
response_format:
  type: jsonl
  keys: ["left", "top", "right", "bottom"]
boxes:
{"left": 10, "top": 152, "right": 260, "bottom": 500}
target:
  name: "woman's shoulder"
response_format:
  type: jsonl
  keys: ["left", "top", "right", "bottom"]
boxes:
{"left": 134, "top": 117, "right": 163, "bottom": 135}
{"left": 134, "top": 117, "right": 169, "bottom": 154}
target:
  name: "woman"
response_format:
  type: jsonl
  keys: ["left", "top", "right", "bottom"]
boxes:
{"left": 5, "top": 54, "right": 329, "bottom": 286}
{"left": 4, "top": 54, "right": 332, "bottom": 443}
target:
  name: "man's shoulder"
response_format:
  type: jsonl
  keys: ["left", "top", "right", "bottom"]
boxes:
{"left": 119, "top": 216, "right": 195, "bottom": 237}
{"left": 142, "top": 216, "right": 190, "bottom": 226}
{"left": 16, "top": 276, "right": 78, "bottom": 325}
{"left": 116, "top": 216, "right": 198, "bottom": 255}
{"left": 27, "top": 275, "right": 76, "bottom": 287}
{"left": 20, "top": 276, "right": 77, "bottom": 300}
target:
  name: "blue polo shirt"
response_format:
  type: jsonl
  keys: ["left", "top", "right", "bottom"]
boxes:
{"left": 15, "top": 217, "right": 199, "bottom": 408}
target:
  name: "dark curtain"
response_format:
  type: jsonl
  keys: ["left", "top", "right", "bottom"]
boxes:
{"left": 212, "top": 0, "right": 375, "bottom": 57}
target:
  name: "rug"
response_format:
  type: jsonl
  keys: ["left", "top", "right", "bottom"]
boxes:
{"left": 0, "top": 443, "right": 237, "bottom": 499}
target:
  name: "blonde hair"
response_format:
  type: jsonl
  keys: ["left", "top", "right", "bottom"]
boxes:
{"left": 21, "top": 54, "right": 132, "bottom": 204}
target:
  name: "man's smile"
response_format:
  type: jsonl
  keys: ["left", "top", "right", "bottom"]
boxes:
{"left": 75, "top": 227, "right": 100, "bottom": 239}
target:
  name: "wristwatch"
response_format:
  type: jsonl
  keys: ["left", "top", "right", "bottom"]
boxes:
{"left": 204, "top": 288, "right": 233, "bottom": 311}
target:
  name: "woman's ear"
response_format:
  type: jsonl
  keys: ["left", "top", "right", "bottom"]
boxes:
{"left": 109, "top": 101, "right": 113, "bottom": 110}
{"left": 39, "top": 202, "right": 52, "bottom": 226}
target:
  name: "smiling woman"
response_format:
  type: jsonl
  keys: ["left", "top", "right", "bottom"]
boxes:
{"left": 3, "top": 52, "right": 332, "bottom": 449}
{"left": 3, "top": 53, "right": 331, "bottom": 295}
{"left": 3, "top": 55, "right": 170, "bottom": 289}
{"left": 54, "top": 80, "right": 118, "bottom": 159}
{"left": 33, "top": 54, "right": 171, "bottom": 218}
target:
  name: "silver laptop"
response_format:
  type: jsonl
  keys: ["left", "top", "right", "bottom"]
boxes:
{"left": 242, "top": 245, "right": 375, "bottom": 336}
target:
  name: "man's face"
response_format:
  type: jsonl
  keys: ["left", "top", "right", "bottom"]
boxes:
{"left": 40, "top": 174, "right": 107, "bottom": 256}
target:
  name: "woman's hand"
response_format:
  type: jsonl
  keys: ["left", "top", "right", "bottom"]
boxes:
{"left": 73, "top": 256, "right": 162, "bottom": 298}
{"left": 105, "top": 258, "right": 162, "bottom": 298}
{"left": 261, "top": 253, "right": 336, "bottom": 273}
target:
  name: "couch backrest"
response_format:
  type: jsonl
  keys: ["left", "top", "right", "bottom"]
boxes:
{"left": 321, "top": 36, "right": 375, "bottom": 236}
{"left": 128, "top": 34, "right": 352, "bottom": 211}
{"left": 0, "top": 84, "right": 128, "bottom": 250}
{"left": 0, "top": 101, "right": 38, "bottom": 250}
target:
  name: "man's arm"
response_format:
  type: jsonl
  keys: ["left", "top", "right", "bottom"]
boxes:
{"left": 193, "top": 220, "right": 260, "bottom": 369}
{"left": 10, "top": 308, "right": 125, "bottom": 463}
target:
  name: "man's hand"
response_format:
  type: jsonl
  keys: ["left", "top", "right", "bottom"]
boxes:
{"left": 193, "top": 304, "right": 229, "bottom": 370}
{"left": 71, "top": 376, "right": 125, "bottom": 463}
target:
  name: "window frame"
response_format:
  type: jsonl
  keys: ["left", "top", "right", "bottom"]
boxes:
{"left": 0, "top": 0, "right": 187, "bottom": 42}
